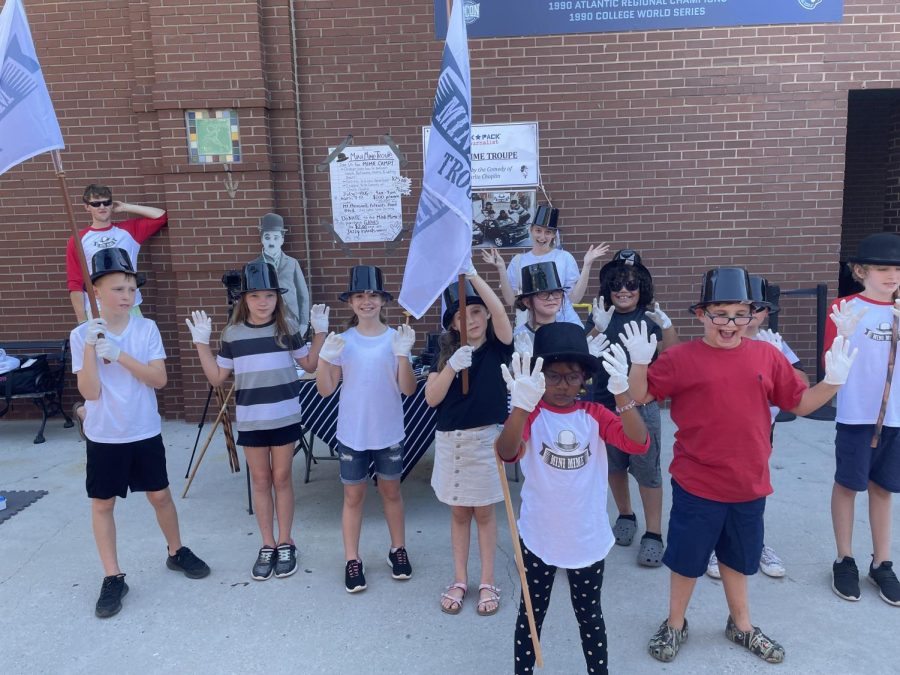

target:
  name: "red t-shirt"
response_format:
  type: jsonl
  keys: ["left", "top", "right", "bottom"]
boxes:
{"left": 647, "top": 338, "right": 807, "bottom": 503}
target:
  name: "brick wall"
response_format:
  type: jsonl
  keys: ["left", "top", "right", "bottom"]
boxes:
{"left": 2, "top": 0, "right": 900, "bottom": 420}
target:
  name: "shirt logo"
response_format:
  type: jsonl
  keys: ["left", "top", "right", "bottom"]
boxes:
{"left": 864, "top": 321, "right": 894, "bottom": 342}
{"left": 539, "top": 429, "right": 590, "bottom": 470}
{"left": 797, "top": 0, "right": 823, "bottom": 9}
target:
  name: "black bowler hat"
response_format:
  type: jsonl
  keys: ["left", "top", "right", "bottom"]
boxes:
{"left": 598, "top": 248, "right": 651, "bottom": 286}
{"left": 849, "top": 232, "right": 900, "bottom": 266}
{"left": 516, "top": 261, "right": 564, "bottom": 311}
{"left": 90, "top": 248, "right": 145, "bottom": 287}
{"left": 241, "top": 261, "right": 287, "bottom": 294}
{"left": 749, "top": 275, "right": 779, "bottom": 314}
{"left": 339, "top": 265, "right": 393, "bottom": 302}
{"left": 441, "top": 280, "right": 486, "bottom": 330}
{"left": 689, "top": 267, "right": 753, "bottom": 313}
{"left": 532, "top": 322, "right": 600, "bottom": 376}
{"left": 532, "top": 205, "right": 559, "bottom": 230}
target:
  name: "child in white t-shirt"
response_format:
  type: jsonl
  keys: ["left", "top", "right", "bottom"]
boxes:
{"left": 495, "top": 322, "right": 649, "bottom": 674}
{"left": 316, "top": 265, "right": 417, "bottom": 593}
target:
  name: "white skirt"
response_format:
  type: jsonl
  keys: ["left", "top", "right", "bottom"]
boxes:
{"left": 431, "top": 425, "right": 504, "bottom": 507}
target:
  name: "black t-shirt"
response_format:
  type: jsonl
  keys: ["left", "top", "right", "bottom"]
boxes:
{"left": 585, "top": 307, "right": 662, "bottom": 409}
{"left": 435, "top": 337, "right": 514, "bottom": 431}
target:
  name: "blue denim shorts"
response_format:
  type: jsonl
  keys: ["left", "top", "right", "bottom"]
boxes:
{"left": 338, "top": 442, "right": 404, "bottom": 485}
{"left": 835, "top": 423, "right": 900, "bottom": 493}
{"left": 662, "top": 479, "right": 765, "bottom": 578}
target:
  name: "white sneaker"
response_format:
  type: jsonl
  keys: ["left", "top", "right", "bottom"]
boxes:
{"left": 706, "top": 552, "right": 721, "bottom": 579}
{"left": 759, "top": 545, "right": 786, "bottom": 578}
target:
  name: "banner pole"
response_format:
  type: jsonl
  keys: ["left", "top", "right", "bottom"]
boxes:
{"left": 458, "top": 273, "right": 469, "bottom": 394}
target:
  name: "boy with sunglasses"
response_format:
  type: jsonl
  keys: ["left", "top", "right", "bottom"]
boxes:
{"left": 65, "top": 183, "right": 167, "bottom": 323}
{"left": 620, "top": 267, "right": 858, "bottom": 666}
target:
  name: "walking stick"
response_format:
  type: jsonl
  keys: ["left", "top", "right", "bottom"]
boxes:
{"left": 184, "top": 385, "right": 215, "bottom": 478}
{"left": 495, "top": 450, "right": 544, "bottom": 668}
{"left": 216, "top": 385, "right": 240, "bottom": 472}
{"left": 871, "top": 307, "right": 899, "bottom": 448}
{"left": 182, "top": 383, "right": 235, "bottom": 497}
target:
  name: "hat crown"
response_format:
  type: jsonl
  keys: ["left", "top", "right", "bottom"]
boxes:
{"left": 520, "top": 261, "right": 563, "bottom": 296}
{"left": 697, "top": 267, "right": 753, "bottom": 306}
{"left": 259, "top": 213, "right": 285, "bottom": 232}
{"left": 91, "top": 248, "right": 137, "bottom": 278}
{"left": 346, "top": 265, "right": 385, "bottom": 294}
{"left": 441, "top": 279, "right": 485, "bottom": 329}
{"left": 850, "top": 232, "right": 900, "bottom": 265}
{"left": 533, "top": 205, "right": 559, "bottom": 229}
{"left": 748, "top": 275, "right": 768, "bottom": 303}
{"left": 241, "top": 261, "right": 281, "bottom": 293}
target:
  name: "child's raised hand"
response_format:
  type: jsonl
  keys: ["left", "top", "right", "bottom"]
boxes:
{"left": 448, "top": 345, "right": 473, "bottom": 372}
{"left": 514, "top": 330, "right": 534, "bottom": 356}
{"left": 392, "top": 324, "right": 416, "bottom": 357}
{"left": 829, "top": 299, "right": 868, "bottom": 339}
{"left": 583, "top": 243, "right": 610, "bottom": 267}
{"left": 601, "top": 343, "right": 630, "bottom": 395}
{"left": 824, "top": 335, "right": 859, "bottom": 385}
{"left": 586, "top": 333, "right": 610, "bottom": 357}
{"left": 310, "top": 304, "right": 329, "bottom": 334}
{"left": 618, "top": 321, "right": 657, "bottom": 365}
{"left": 85, "top": 317, "right": 107, "bottom": 345}
{"left": 592, "top": 298, "right": 615, "bottom": 333}
{"left": 757, "top": 329, "right": 783, "bottom": 351}
{"left": 319, "top": 332, "right": 345, "bottom": 364}
{"left": 185, "top": 310, "right": 212, "bottom": 345}
{"left": 645, "top": 302, "right": 673, "bottom": 330}
{"left": 481, "top": 248, "right": 505, "bottom": 269}
{"left": 501, "top": 352, "right": 545, "bottom": 413}
{"left": 95, "top": 338, "right": 121, "bottom": 362}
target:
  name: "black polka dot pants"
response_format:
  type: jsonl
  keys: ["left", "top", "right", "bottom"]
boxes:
{"left": 513, "top": 539, "right": 608, "bottom": 674}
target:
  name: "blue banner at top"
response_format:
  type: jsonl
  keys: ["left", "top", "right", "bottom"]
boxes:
{"left": 434, "top": 0, "right": 843, "bottom": 39}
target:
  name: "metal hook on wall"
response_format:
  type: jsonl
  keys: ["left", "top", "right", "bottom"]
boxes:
{"left": 223, "top": 164, "right": 239, "bottom": 199}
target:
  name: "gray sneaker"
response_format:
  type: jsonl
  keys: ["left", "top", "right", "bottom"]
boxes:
{"left": 274, "top": 543, "right": 298, "bottom": 578}
{"left": 251, "top": 546, "right": 276, "bottom": 580}
{"left": 725, "top": 615, "right": 785, "bottom": 664}
{"left": 648, "top": 618, "right": 688, "bottom": 662}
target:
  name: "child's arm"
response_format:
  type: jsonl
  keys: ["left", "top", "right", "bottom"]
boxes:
{"left": 315, "top": 332, "right": 344, "bottom": 396}
{"left": 603, "top": 344, "right": 650, "bottom": 445}
{"left": 495, "top": 408, "right": 529, "bottom": 462}
{"left": 185, "top": 311, "right": 231, "bottom": 387}
{"left": 481, "top": 248, "right": 517, "bottom": 310}
{"left": 495, "top": 353, "right": 545, "bottom": 461}
{"left": 297, "top": 304, "right": 329, "bottom": 372}
{"left": 570, "top": 244, "right": 609, "bottom": 304}
{"left": 424, "top": 345, "right": 473, "bottom": 406}
{"left": 74, "top": 318, "right": 105, "bottom": 400}
{"left": 96, "top": 342, "right": 167, "bottom": 389}
{"left": 393, "top": 325, "right": 418, "bottom": 397}
{"left": 789, "top": 335, "right": 857, "bottom": 416}
{"left": 619, "top": 321, "right": 659, "bottom": 404}
{"left": 470, "top": 267, "right": 513, "bottom": 345}
{"left": 645, "top": 302, "right": 680, "bottom": 351}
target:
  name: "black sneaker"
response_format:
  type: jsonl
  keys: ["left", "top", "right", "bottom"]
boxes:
{"left": 345, "top": 559, "right": 367, "bottom": 593}
{"left": 166, "top": 546, "right": 211, "bottom": 579}
{"left": 95, "top": 573, "right": 128, "bottom": 618}
{"left": 868, "top": 559, "right": 900, "bottom": 606}
{"left": 251, "top": 546, "right": 276, "bottom": 581}
{"left": 387, "top": 547, "right": 412, "bottom": 580}
{"left": 274, "top": 543, "right": 298, "bottom": 578}
{"left": 832, "top": 556, "right": 860, "bottom": 601}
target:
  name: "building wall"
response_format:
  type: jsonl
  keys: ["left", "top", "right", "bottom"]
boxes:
{"left": 2, "top": 0, "right": 900, "bottom": 419}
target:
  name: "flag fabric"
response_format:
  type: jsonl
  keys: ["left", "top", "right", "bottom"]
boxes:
{"left": 0, "top": 0, "right": 64, "bottom": 176}
{"left": 399, "top": 0, "right": 471, "bottom": 319}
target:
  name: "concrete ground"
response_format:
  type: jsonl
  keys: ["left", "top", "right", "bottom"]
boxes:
{"left": 1, "top": 411, "right": 897, "bottom": 674}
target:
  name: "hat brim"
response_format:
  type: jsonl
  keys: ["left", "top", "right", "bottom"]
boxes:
{"left": 538, "top": 352, "right": 601, "bottom": 376}
{"left": 243, "top": 287, "right": 288, "bottom": 295}
{"left": 848, "top": 255, "right": 900, "bottom": 265}
{"left": 339, "top": 290, "right": 393, "bottom": 302}
{"left": 442, "top": 297, "right": 486, "bottom": 330}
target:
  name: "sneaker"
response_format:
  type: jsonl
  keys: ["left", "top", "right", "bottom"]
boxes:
{"left": 832, "top": 556, "right": 860, "bottom": 601}
{"left": 387, "top": 547, "right": 412, "bottom": 580}
{"left": 345, "top": 559, "right": 367, "bottom": 593}
{"left": 725, "top": 615, "right": 785, "bottom": 664}
{"left": 95, "top": 573, "right": 128, "bottom": 618}
{"left": 251, "top": 546, "right": 276, "bottom": 581}
{"left": 706, "top": 552, "right": 721, "bottom": 579}
{"left": 274, "top": 543, "right": 298, "bottom": 578}
{"left": 759, "top": 545, "right": 786, "bottom": 578}
{"left": 868, "top": 559, "right": 900, "bottom": 606}
{"left": 648, "top": 618, "right": 688, "bottom": 662}
{"left": 166, "top": 546, "right": 211, "bottom": 579}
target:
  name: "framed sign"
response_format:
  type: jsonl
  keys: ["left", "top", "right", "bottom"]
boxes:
{"left": 423, "top": 122, "right": 539, "bottom": 188}
{"left": 471, "top": 189, "right": 537, "bottom": 249}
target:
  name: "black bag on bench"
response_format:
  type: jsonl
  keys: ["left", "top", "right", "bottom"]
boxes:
{"left": 1, "top": 355, "right": 52, "bottom": 397}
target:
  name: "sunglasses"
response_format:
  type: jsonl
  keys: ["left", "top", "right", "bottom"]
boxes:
{"left": 87, "top": 199, "right": 113, "bottom": 207}
{"left": 612, "top": 280, "right": 640, "bottom": 292}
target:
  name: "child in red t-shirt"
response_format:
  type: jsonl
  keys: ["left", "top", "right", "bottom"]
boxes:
{"left": 622, "top": 267, "right": 857, "bottom": 666}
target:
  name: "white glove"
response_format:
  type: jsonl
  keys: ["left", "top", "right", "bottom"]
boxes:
{"left": 592, "top": 299, "right": 615, "bottom": 333}
{"left": 95, "top": 338, "right": 121, "bottom": 362}
{"left": 448, "top": 345, "right": 473, "bottom": 372}
{"left": 319, "top": 332, "right": 345, "bottom": 364}
{"left": 824, "top": 335, "right": 858, "bottom": 385}
{"left": 463, "top": 258, "right": 478, "bottom": 279}
{"left": 829, "top": 299, "right": 868, "bottom": 339}
{"left": 586, "top": 333, "right": 610, "bottom": 358}
{"left": 514, "top": 330, "right": 534, "bottom": 356}
{"left": 601, "top": 343, "right": 630, "bottom": 396}
{"left": 500, "top": 352, "right": 545, "bottom": 413}
{"left": 310, "top": 304, "right": 329, "bottom": 334}
{"left": 618, "top": 321, "right": 657, "bottom": 365}
{"left": 645, "top": 302, "right": 672, "bottom": 330}
{"left": 756, "top": 329, "right": 783, "bottom": 351}
{"left": 392, "top": 324, "right": 416, "bottom": 357}
{"left": 185, "top": 310, "right": 212, "bottom": 345}
{"left": 85, "top": 318, "right": 107, "bottom": 346}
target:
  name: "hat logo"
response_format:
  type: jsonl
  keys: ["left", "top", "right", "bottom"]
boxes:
{"left": 538, "top": 428, "right": 591, "bottom": 470}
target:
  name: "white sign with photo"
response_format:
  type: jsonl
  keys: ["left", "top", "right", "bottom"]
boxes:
{"left": 423, "top": 122, "right": 539, "bottom": 188}
{"left": 472, "top": 189, "right": 536, "bottom": 249}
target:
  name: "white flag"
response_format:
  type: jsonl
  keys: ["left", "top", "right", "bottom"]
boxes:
{"left": 399, "top": 0, "right": 471, "bottom": 319}
{"left": 0, "top": 0, "right": 64, "bottom": 176}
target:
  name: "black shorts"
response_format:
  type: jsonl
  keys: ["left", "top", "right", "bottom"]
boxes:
{"left": 236, "top": 422, "right": 302, "bottom": 448}
{"left": 86, "top": 434, "right": 169, "bottom": 500}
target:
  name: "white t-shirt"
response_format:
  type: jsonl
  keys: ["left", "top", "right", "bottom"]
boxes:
{"left": 507, "top": 249, "right": 582, "bottom": 326}
{"left": 517, "top": 400, "right": 649, "bottom": 568}
{"left": 70, "top": 316, "right": 165, "bottom": 443}
{"left": 332, "top": 327, "right": 405, "bottom": 451}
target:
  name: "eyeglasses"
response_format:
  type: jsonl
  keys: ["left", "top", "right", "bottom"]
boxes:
{"left": 612, "top": 280, "right": 640, "bottom": 292}
{"left": 704, "top": 312, "right": 754, "bottom": 326}
{"left": 544, "top": 371, "right": 585, "bottom": 386}
{"left": 535, "top": 290, "right": 563, "bottom": 301}
{"left": 87, "top": 199, "right": 113, "bottom": 207}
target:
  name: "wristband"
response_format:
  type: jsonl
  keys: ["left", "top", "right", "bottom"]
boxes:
{"left": 616, "top": 400, "right": 639, "bottom": 414}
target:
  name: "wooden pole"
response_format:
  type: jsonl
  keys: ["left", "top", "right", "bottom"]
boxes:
{"left": 458, "top": 273, "right": 469, "bottom": 394}
{"left": 182, "top": 384, "right": 236, "bottom": 497}
{"left": 871, "top": 305, "right": 899, "bottom": 448}
{"left": 495, "top": 450, "right": 543, "bottom": 667}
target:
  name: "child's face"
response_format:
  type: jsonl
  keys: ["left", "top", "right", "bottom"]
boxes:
{"left": 525, "top": 290, "right": 562, "bottom": 323}
{"left": 746, "top": 306, "right": 768, "bottom": 337}
{"left": 452, "top": 304, "right": 489, "bottom": 342}
{"left": 608, "top": 272, "right": 641, "bottom": 313}
{"left": 696, "top": 302, "right": 754, "bottom": 349}
{"left": 83, "top": 194, "right": 113, "bottom": 225}
{"left": 542, "top": 362, "right": 585, "bottom": 408}
{"left": 93, "top": 273, "right": 136, "bottom": 316}
{"left": 245, "top": 290, "right": 278, "bottom": 323}
{"left": 530, "top": 224, "right": 555, "bottom": 250}
{"left": 349, "top": 291, "right": 384, "bottom": 320}
{"left": 856, "top": 264, "right": 900, "bottom": 301}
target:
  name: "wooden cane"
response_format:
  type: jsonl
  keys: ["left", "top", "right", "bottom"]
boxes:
{"left": 182, "top": 383, "right": 236, "bottom": 497}
{"left": 216, "top": 385, "right": 240, "bottom": 473}
{"left": 871, "top": 306, "right": 899, "bottom": 448}
{"left": 495, "top": 450, "right": 544, "bottom": 667}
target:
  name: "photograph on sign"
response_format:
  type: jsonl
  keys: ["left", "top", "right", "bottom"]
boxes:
{"left": 472, "top": 189, "right": 536, "bottom": 249}
{"left": 423, "top": 122, "right": 539, "bottom": 188}
{"left": 328, "top": 145, "right": 410, "bottom": 244}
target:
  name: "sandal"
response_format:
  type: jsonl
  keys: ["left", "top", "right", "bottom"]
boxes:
{"left": 638, "top": 534, "right": 665, "bottom": 567}
{"left": 440, "top": 582, "right": 467, "bottom": 615}
{"left": 72, "top": 402, "right": 87, "bottom": 441}
{"left": 613, "top": 515, "right": 637, "bottom": 547}
{"left": 476, "top": 584, "right": 501, "bottom": 616}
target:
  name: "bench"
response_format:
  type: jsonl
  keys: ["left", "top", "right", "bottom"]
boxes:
{"left": 0, "top": 339, "right": 74, "bottom": 444}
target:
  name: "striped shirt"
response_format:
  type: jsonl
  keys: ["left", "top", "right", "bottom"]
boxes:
{"left": 216, "top": 319, "right": 309, "bottom": 432}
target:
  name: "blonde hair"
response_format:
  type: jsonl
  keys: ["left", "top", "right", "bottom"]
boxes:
{"left": 228, "top": 291, "right": 292, "bottom": 347}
